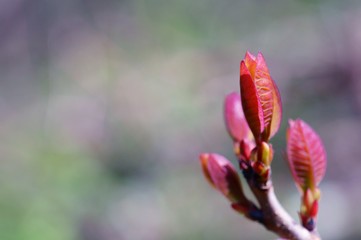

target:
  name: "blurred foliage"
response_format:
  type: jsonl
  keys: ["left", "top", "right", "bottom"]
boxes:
{"left": 1, "top": 0, "right": 361, "bottom": 239}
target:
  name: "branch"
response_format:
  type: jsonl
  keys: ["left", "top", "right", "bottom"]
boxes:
{"left": 245, "top": 170, "right": 320, "bottom": 240}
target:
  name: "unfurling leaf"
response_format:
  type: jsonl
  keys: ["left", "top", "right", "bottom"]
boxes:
{"left": 286, "top": 119, "right": 327, "bottom": 191}
{"left": 240, "top": 60, "right": 264, "bottom": 140}
{"left": 240, "top": 52, "right": 282, "bottom": 142}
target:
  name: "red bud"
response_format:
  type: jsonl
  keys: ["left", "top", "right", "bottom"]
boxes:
{"left": 309, "top": 200, "right": 318, "bottom": 218}
{"left": 299, "top": 188, "right": 320, "bottom": 230}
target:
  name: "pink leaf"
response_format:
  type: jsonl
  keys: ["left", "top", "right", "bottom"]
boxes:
{"left": 286, "top": 119, "right": 327, "bottom": 190}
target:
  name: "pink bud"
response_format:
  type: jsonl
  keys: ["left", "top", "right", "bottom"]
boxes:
{"left": 199, "top": 153, "right": 246, "bottom": 203}
{"left": 224, "top": 92, "right": 252, "bottom": 142}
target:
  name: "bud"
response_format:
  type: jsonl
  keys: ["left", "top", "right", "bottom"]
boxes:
{"left": 250, "top": 146, "right": 258, "bottom": 162}
{"left": 309, "top": 200, "right": 319, "bottom": 218}
{"left": 200, "top": 153, "right": 215, "bottom": 188}
{"left": 299, "top": 188, "right": 321, "bottom": 231}
{"left": 259, "top": 141, "right": 273, "bottom": 166}
{"left": 224, "top": 92, "right": 253, "bottom": 142}
{"left": 303, "top": 188, "right": 314, "bottom": 211}
{"left": 248, "top": 142, "right": 273, "bottom": 182}
{"left": 240, "top": 51, "right": 282, "bottom": 142}
{"left": 234, "top": 139, "right": 254, "bottom": 164}
{"left": 199, "top": 153, "right": 247, "bottom": 203}
{"left": 299, "top": 213, "right": 315, "bottom": 232}
{"left": 313, "top": 188, "right": 321, "bottom": 201}
{"left": 253, "top": 161, "right": 269, "bottom": 178}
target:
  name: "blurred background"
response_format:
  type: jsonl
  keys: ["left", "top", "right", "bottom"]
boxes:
{"left": 1, "top": 0, "right": 361, "bottom": 239}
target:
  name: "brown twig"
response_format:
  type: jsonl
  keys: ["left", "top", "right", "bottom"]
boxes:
{"left": 244, "top": 169, "right": 320, "bottom": 240}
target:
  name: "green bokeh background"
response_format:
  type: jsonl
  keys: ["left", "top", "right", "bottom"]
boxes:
{"left": 1, "top": 0, "right": 361, "bottom": 239}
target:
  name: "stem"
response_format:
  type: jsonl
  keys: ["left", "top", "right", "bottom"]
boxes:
{"left": 247, "top": 177, "right": 320, "bottom": 240}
